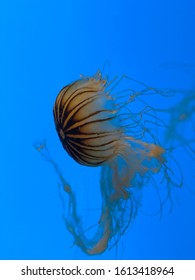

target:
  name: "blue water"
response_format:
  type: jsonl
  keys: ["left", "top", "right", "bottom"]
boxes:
{"left": 1, "top": 0, "right": 195, "bottom": 260}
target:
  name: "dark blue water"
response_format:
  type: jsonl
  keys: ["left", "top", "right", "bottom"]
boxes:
{"left": 1, "top": 0, "right": 195, "bottom": 260}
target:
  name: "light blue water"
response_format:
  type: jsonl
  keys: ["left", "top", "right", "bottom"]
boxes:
{"left": 1, "top": 0, "right": 195, "bottom": 259}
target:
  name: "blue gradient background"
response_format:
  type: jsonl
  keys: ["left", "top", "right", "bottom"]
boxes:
{"left": 1, "top": 0, "right": 195, "bottom": 259}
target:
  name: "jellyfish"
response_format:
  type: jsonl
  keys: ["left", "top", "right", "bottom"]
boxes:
{"left": 35, "top": 71, "right": 194, "bottom": 255}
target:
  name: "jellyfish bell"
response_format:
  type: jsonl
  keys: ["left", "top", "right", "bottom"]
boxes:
{"left": 53, "top": 71, "right": 122, "bottom": 167}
